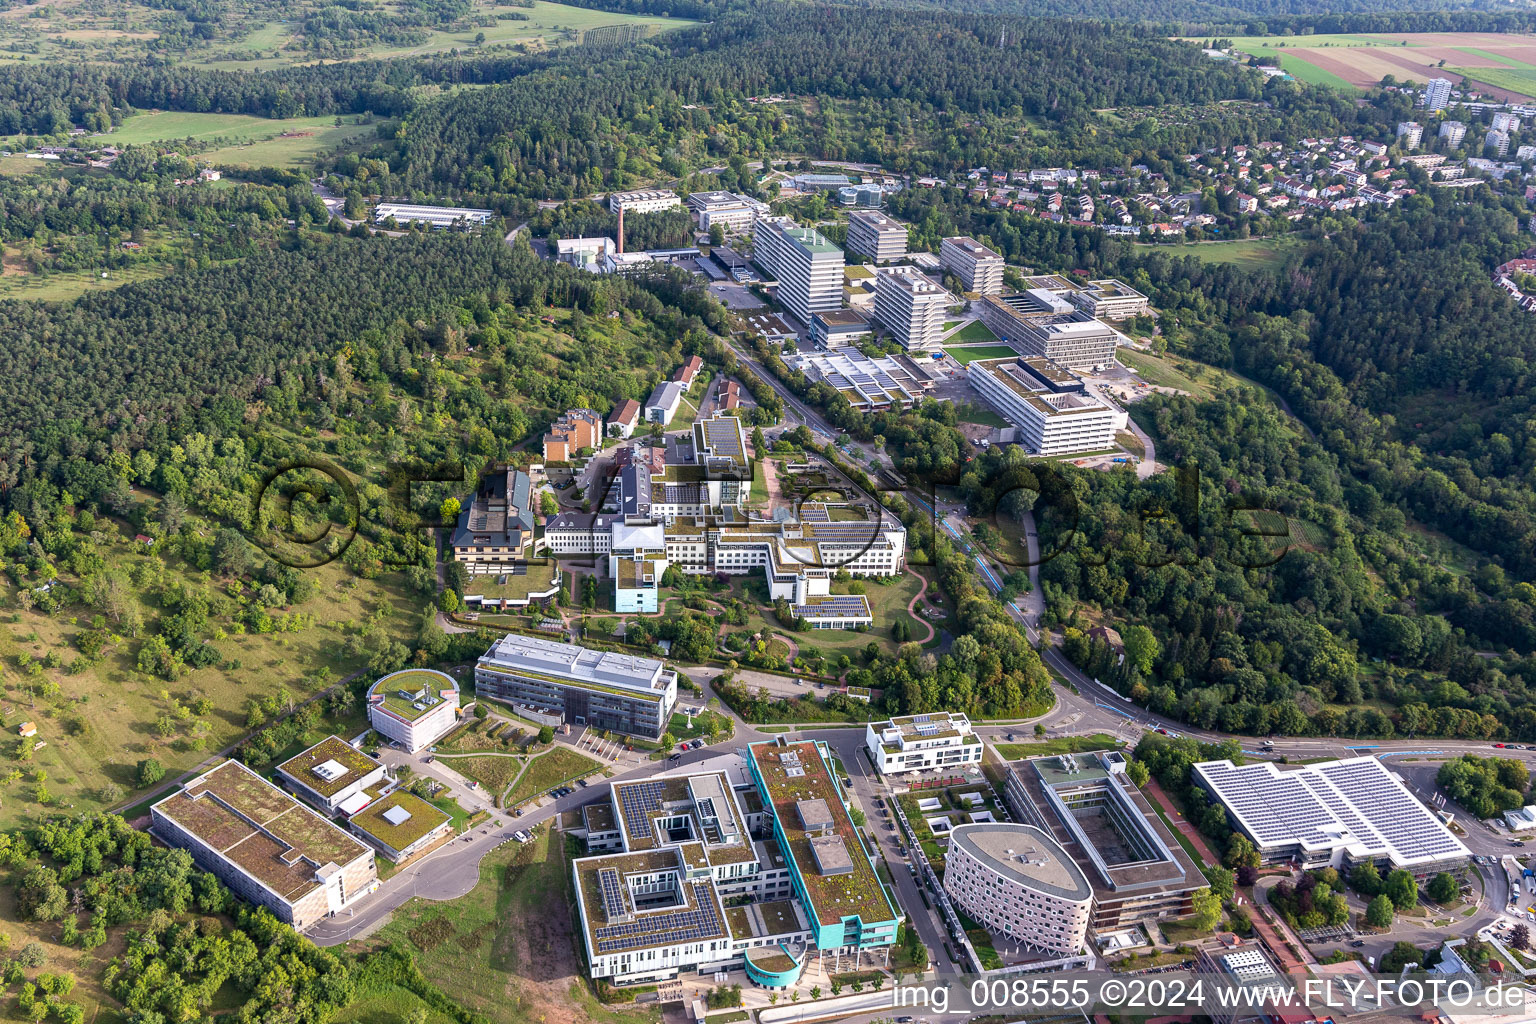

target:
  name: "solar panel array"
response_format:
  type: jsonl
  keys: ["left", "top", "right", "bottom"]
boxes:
{"left": 799, "top": 506, "right": 831, "bottom": 523}
{"left": 794, "top": 595, "right": 871, "bottom": 620}
{"left": 593, "top": 882, "right": 724, "bottom": 954}
{"left": 701, "top": 417, "right": 746, "bottom": 467}
{"left": 804, "top": 522, "right": 886, "bottom": 542}
{"left": 1197, "top": 758, "right": 1467, "bottom": 865}
{"left": 598, "top": 867, "right": 631, "bottom": 922}
{"left": 619, "top": 781, "right": 666, "bottom": 841}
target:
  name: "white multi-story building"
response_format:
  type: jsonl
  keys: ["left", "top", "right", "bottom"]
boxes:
{"left": 979, "top": 295, "right": 1118, "bottom": 368}
{"left": 1424, "top": 78, "right": 1453, "bottom": 111}
{"left": 687, "top": 191, "right": 761, "bottom": 233}
{"left": 367, "top": 669, "right": 461, "bottom": 753}
{"left": 753, "top": 219, "right": 845, "bottom": 325}
{"left": 939, "top": 236, "right": 1004, "bottom": 294}
{"left": 863, "top": 713, "right": 983, "bottom": 775}
{"left": 1493, "top": 112, "right": 1522, "bottom": 134}
{"left": 1440, "top": 120, "right": 1467, "bottom": 147}
{"left": 151, "top": 760, "right": 378, "bottom": 930}
{"left": 608, "top": 190, "right": 682, "bottom": 215}
{"left": 475, "top": 634, "right": 678, "bottom": 740}
{"left": 872, "top": 271, "right": 948, "bottom": 351}
{"left": 943, "top": 823, "right": 1092, "bottom": 956}
{"left": 1487, "top": 129, "right": 1511, "bottom": 156}
{"left": 1068, "top": 280, "right": 1149, "bottom": 321}
{"left": 1396, "top": 121, "right": 1424, "bottom": 147}
{"left": 967, "top": 356, "right": 1122, "bottom": 456}
{"left": 845, "top": 210, "right": 908, "bottom": 263}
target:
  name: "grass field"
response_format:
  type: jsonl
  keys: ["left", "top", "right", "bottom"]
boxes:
{"left": 78, "top": 112, "right": 381, "bottom": 167}
{"left": 1115, "top": 348, "right": 1210, "bottom": 397}
{"left": 193, "top": 1, "right": 694, "bottom": 71}
{"left": 504, "top": 747, "right": 601, "bottom": 807}
{"left": 360, "top": 829, "right": 658, "bottom": 1024}
{"left": 943, "top": 344, "right": 1016, "bottom": 365}
{"left": 947, "top": 320, "right": 1000, "bottom": 344}
{"left": 0, "top": 261, "right": 176, "bottom": 303}
{"left": 441, "top": 753, "right": 525, "bottom": 797}
{"left": 1449, "top": 65, "right": 1536, "bottom": 98}
{"left": 0, "top": 495, "right": 417, "bottom": 829}
{"left": 1133, "top": 237, "right": 1295, "bottom": 271}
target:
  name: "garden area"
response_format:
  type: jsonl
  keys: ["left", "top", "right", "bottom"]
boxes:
{"left": 504, "top": 747, "right": 604, "bottom": 808}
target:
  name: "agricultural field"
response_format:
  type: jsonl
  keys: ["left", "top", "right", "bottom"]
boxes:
{"left": 1210, "top": 32, "right": 1536, "bottom": 99}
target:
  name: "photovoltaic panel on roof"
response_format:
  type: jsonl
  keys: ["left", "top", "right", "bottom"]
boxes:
{"left": 592, "top": 882, "right": 725, "bottom": 954}
{"left": 598, "top": 867, "right": 630, "bottom": 922}
{"left": 619, "top": 781, "right": 666, "bottom": 840}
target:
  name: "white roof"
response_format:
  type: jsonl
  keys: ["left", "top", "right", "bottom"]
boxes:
{"left": 382, "top": 804, "right": 413, "bottom": 826}
{"left": 1194, "top": 756, "right": 1469, "bottom": 868}
{"left": 337, "top": 790, "right": 373, "bottom": 816}
{"left": 312, "top": 759, "right": 347, "bottom": 782}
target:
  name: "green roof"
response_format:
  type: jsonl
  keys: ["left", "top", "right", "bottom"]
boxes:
{"left": 371, "top": 669, "right": 459, "bottom": 722}
{"left": 278, "top": 736, "right": 382, "bottom": 797}
{"left": 349, "top": 791, "right": 453, "bottom": 855}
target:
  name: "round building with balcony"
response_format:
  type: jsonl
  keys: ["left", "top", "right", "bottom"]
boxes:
{"left": 743, "top": 941, "right": 807, "bottom": 988}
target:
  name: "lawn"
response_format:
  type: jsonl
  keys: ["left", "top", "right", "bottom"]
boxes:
{"left": 992, "top": 733, "right": 1121, "bottom": 760}
{"left": 360, "top": 829, "right": 660, "bottom": 1024}
{"left": 86, "top": 112, "right": 381, "bottom": 167}
{"left": 439, "top": 753, "right": 525, "bottom": 798}
{"left": 1133, "top": 237, "right": 1295, "bottom": 271}
{"left": 504, "top": 747, "right": 602, "bottom": 807}
{"left": 947, "top": 321, "right": 1001, "bottom": 344}
{"left": 955, "top": 403, "right": 1010, "bottom": 429}
{"left": 944, "top": 344, "right": 1016, "bottom": 365}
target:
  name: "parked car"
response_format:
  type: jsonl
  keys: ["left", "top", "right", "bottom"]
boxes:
{"left": 669, "top": 752, "right": 682, "bottom": 761}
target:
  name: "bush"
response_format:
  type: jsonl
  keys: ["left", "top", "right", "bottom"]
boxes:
{"left": 136, "top": 758, "right": 164, "bottom": 787}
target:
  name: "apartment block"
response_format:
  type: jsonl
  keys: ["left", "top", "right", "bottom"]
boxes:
{"left": 940, "top": 236, "right": 1004, "bottom": 294}
{"left": 1396, "top": 121, "right": 1424, "bottom": 147}
{"left": 1424, "top": 78, "right": 1453, "bottom": 111}
{"left": 543, "top": 408, "right": 604, "bottom": 463}
{"left": 451, "top": 466, "right": 536, "bottom": 568}
{"left": 872, "top": 271, "right": 948, "bottom": 351}
{"left": 1439, "top": 120, "right": 1467, "bottom": 146}
{"left": 845, "top": 210, "right": 908, "bottom": 263}
{"left": 754, "top": 219, "right": 845, "bottom": 325}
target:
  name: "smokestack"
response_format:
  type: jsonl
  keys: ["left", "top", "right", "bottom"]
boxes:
{"left": 617, "top": 206, "right": 625, "bottom": 254}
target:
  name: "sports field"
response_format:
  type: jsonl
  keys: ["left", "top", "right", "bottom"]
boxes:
{"left": 1203, "top": 32, "right": 1536, "bottom": 100}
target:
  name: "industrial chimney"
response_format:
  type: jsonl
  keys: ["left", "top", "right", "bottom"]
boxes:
{"left": 617, "top": 206, "right": 625, "bottom": 255}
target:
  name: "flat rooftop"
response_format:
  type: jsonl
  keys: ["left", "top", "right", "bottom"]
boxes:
{"left": 574, "top": 847, "right": 729, "bottom": 956}
{"left": 277, "top": 736, "right": 381, "bottom": 797}
{"left": 610, "top": 771, "right": 755, "bottom": 865}
{"left": 750, "top": 740, "right": 895, "bottom": 927}
{"left": 943, "top": 236, "right": 1002, "bottom": 260}
{"left": 479, "top": 635, "right": 671, "bottom": 700}
{"left": 1010, "top": 755, "right": 1202, "bottom": 897}
{"left": 349, "top": 791, "right": 452, "bottom": 852}
{"left": 1194, "top": 757, "right": 1470, "bottom": 868}
{"left": 153, "top": 760, "right": 369, "bottom": 903}
{"left": 370, "top": 669, "right": 458, "bottom": 722}
{"left": 949, "top": 822, "right": 1092, "bottom": 904}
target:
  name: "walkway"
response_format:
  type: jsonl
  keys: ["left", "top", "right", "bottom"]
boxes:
{"left": 1143, "top": 777, "right": 1220, "bottom": 866}
{"left": 906, "top": 570, "right": 936, "bottom": 645}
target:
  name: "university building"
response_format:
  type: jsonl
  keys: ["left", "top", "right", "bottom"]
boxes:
{"left": 475, "top": 634, "right": 679, "bottom": 740}
{"left": 151, "top": 760, "right": 378, "bottom": 931}
{"left": 863, "top": 713, "right": 984, "bottom": 775}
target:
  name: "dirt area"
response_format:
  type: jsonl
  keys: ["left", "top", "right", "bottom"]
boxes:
{"left": 1280, "top": 47, "right": 1411, "bottom": 87}
{"left": 1, "top": 249, "right": 30, "bottom": 277}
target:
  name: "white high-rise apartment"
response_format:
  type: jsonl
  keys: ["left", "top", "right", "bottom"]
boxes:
{"left": 753, "top": 218, "right": 845, "bottom": 325}
{"left": 1487, "top": 129, "right": 1511, "bottom": 157}
{"left": 873, "top": 271, "right": 948, "bottom": 351}
{"left": 1424, "top": 78, "right": 1453, "bottom": 111}
{"left": 940, "top": 236, "right": 1004, "bottom": 294}
{"left": 1439, "top": 120, "right": 1467, "bottom": 147}
{"left": 846, "top": 210, "right": 908, "bottom": 263}
{"left": 1492, "top": 112, "right": 1522, "bottom": 134}
{"left": 1396, "top": 121, "right": 1423, "bottom": 147}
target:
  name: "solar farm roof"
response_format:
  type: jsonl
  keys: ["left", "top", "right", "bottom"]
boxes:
{"left": 1194, "top": 757, "right": 1470, "bottom": 868}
